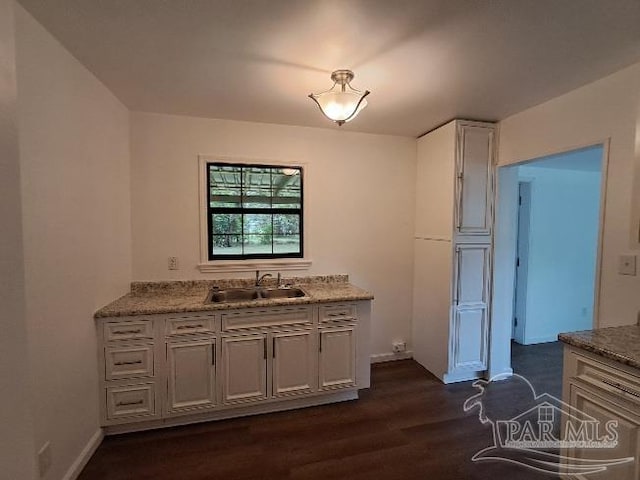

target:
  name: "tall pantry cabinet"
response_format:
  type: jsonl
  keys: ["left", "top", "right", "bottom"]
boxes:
{"left": 412, "top": 119, "right": 495, "bottom": 383}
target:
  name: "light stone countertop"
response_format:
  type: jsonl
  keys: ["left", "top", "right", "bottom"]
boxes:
{"left": 94, "top": 275, "right": 374, "bottom": 318}
{"left": 558, "top": 324, "right": 640, "bottom": 370}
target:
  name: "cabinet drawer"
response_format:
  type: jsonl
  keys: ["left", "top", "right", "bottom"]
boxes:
{"left": 104, "top": 345, "right": 154, "bottom": 380}
{"left": 106, "top": 383, "right": 156, "bottom": 420}
{"left": 165, "top": 314, "right": 215, "bottom": 336}
{"left": 572, "top": 352, "right": 640, "bottom": 406}
{"left": 319, "top": 304, "right": 357, "bottom": 323}
{"left": 222, "top": 306, "right": 312, "bottom": 331}
{"left": 104, "top": 320, "right": 153, "bottom": 342}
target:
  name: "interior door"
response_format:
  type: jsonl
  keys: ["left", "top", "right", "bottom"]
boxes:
{"left": 513, "top": 181, "right": 531, "bottom": 344}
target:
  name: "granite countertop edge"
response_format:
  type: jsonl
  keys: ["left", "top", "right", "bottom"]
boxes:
{"left": 95, "top": 277, "right": 374, "bottom": 319}
{"left": 558, "top": 325, "right": 640, "bottom": 371}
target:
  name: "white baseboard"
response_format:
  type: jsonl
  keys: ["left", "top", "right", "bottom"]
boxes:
{"left": 370, "top": 350, "right": 413, "bottom": 364}
{"left": 62, "top": 428, "right": 103, "bottom": 480}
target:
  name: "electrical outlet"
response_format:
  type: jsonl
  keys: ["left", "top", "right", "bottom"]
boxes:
{"left": 392, "top": 341, "right": 407, "bottom": 353}
{"left": 38, "top": 442, "right": 51, "bottom": 478}
{"left": 168, "top": 256, "right": 179, "bottom": 270}
{"left": 618, "top": 254, "right": 637, "bottom": 276}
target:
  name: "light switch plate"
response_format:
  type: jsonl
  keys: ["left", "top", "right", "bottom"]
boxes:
{"left": 618, "top": 254, "right": 637, "bottom": 276}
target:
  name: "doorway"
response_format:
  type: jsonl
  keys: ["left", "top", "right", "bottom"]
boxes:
{"left": 490, "top": 143, "right": 608, "bottom": 377}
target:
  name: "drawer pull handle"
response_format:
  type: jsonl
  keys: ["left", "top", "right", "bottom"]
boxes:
{"left": 116, "top": 400, "right": 144, "bottom": 407}
{"left": 328, "top": 313, "right": 346, "bottom": 317}
{"left": 113, "top": 329, "right": 142, "bottom": 335}
{"left": 601, "top": 378, "right": 640, "bottom": 399}
{"left": 114, "top": 360, "right": 143, "bottom": 366}
{"left": 176, "top": 324, "right": 204, "bottom": 330}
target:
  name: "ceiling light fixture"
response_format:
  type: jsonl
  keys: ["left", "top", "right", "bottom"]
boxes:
{"left": 308, "top": 69, "right": 370, "bottom": 126}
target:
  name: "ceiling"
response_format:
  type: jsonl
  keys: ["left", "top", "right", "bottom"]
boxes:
{"left": 17, "top": 0, "right": 640, "bottom": 137}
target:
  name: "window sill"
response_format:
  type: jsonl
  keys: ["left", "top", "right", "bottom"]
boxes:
{"left": 197, "top": 259, "right": 312, "bottom": 273}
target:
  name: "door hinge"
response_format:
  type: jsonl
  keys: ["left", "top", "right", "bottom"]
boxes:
{"left": 516, "top": 257, "right": 520, "bottom": 267}
{"left": 514, "top": 317, "right": 518, "bottom": 327}
{"left": 519, "top": 195, "right": 522, "bottom": 205}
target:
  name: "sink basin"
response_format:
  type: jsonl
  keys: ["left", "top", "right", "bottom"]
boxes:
{"left": 207, "top": 288, "right": 261, "bottom": 303}
{"left": 205, "top": 286, "right": 307, "bottom": 303}
{"left": 260, "top": 287, "right": 307, "bottom": 299}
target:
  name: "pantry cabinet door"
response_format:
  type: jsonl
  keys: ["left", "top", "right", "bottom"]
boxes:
{"left": 455, "top": 123, "right": 494, "bottom": 236}
{"left": 450, "top": 244, "right": 490, "bottom": 372}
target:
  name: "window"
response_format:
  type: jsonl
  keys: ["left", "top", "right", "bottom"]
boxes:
{"left": 207, "top": 162, "right": 303, "bottom": 260}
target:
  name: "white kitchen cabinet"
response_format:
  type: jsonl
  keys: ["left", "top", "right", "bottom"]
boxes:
{"left": 412, "top": 119, "right": 495, "bottom": 383}
{"left": 319, "top": 326, "right": 356, "bottom": 390}
{"left": 96, "top": 299, "right": 371, "bottom": 433}
{"left": 450, "top": 244, "right": 491, "bottom": 373}
{"left": 272, "top": 329, "right": 316, "bottom": 397}
{"left": 166, "top": 339, "right": 216, "bottom": 413}
{"left": 455, "top": 123, "right": 495, "bottom": 236}
{"left": 568, "top": 383, "right": 640, "bottom": 480}
{"left": 562, "top": 346, "right": 640, "bottom": 479}
{"left": 221, "top": 334, "right": 268, "bottom": 404}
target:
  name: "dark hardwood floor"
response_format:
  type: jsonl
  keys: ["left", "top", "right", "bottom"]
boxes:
{"left": 79, "top": 342, "right": 564, "bottom": 480}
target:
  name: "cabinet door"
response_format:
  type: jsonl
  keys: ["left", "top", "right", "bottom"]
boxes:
{"left": 450, "top": 244, "right": 490, "bottom": 372}
{"left": 272, "top": 330, "right": 316, "bottom": 397}
{"left": 455, "top": 123, "right": 494, "bottom": 236}
{"left": 319, "top": 326, "right": 356, "bottom": 390}
{"left": 568, "top": 383, "right": 640, "bottom": 480}
{"left": 221, "top": 334, "right": 267, "bottom": 404}
{"left": 166, "top": 340, "right": 216, "bottom": 413}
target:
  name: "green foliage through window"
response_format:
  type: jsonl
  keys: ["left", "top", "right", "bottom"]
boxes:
{"left": 207, "top": 163, "right": 303, "bottom": 259}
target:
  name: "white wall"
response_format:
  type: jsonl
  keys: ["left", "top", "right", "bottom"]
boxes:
{"left": 517, "top": 163, "right": 601, "bottom": 343}
{"left": 0, "top": 1, "right": 37, "bottom": 478}
{"left": 15, "top": 5, "right": 132, "bottom": 479}
{"left": 130, "top": 112, "right": 416, "bottom": 356}
{"left": 499, "top": 62, "right": 640, "bottom": 328}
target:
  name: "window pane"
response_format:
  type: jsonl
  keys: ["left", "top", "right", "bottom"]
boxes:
{"left": 242, "top": 167, "right": 272, "bottom": 208}
{"left": 211, "top": 235, "right": 242, "bottom": 255}
{"left": 243, "top": 235, "right": 273, "bottom": 255}
{"left": 212, "top": 213, "right": 242, "bottom": 234}
{"left": 274, "top": 235, "right": 300, "bottom": 254}
{"left": 210, "top": 165, "right": 242, "bottom": 207}
{"left": 272, "top": 169, "right": 301, "bottom": 208}
{"left": 273, "top": 214, "right": 299, "bottom": 235}
{"left": 207, "top": 162, "right": 303, "bottom": 259}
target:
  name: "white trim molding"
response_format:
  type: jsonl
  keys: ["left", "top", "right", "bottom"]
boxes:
{"left": 197, "top": 155, "right": 311, "bottom": 272}
{"left": 198, "top": 259, "right": 312, "bottom": 273}
{"left": 62, "top": 428, "right": 103, "bottom": 480}
{"left": 370, "top": 351, "right": 413, "bottom": 364}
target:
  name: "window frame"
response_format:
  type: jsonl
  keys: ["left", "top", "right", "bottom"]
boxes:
{"left": 197, "top": 156, "right": 311, "bottom": 273}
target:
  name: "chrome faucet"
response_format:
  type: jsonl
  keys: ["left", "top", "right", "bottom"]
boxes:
{"left": 255, "top": 270, "right": 272, "bottom": 287}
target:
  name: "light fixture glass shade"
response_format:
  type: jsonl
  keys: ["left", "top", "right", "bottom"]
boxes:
{"left": 309, "top": 70, "right": 370, "bottom": 126}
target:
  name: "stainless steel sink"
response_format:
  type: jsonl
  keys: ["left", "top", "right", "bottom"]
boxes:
{"left": 259, "top": 287, "right": 307, "bottom": 299}
{"left": 205, "top": 286, "right": 307, "bottom": 303}
{"left": 207, "top": 288, "right": 261, "bottom": 303}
